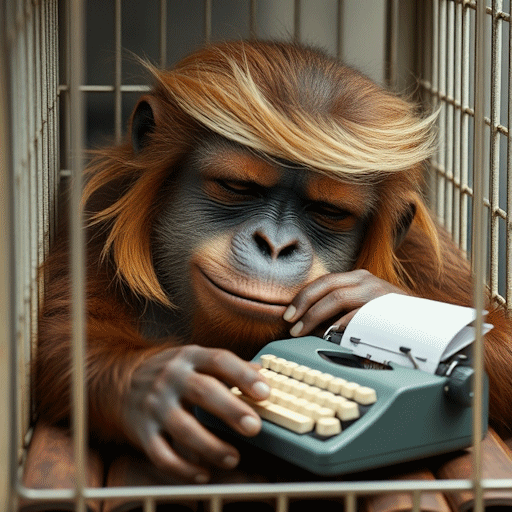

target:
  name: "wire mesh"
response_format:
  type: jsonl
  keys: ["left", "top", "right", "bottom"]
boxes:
{"left": 422, "top": 0, "right": 512, "bottom": 311}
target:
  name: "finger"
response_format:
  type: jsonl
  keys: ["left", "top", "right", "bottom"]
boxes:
{"left": 287, "top": 285, "right": 372, "bottom": 337}
{"left": 187, "top": 346, "right": 270, "bottom": 401}
{"left": 334, "top": 308, "right": 359, "bottom": 331}
{"left": 283, "top": 271, "right": 369, "bottom": 323}
{"left": 180, "top": 371, "right": 263, "bottom": 437}
{"left": 162, "top": 407, "right": 241, "bottom": 470}
{"left": 145, "top": 432, "right": 211, "bottom": 484}
{"left": 285, "top": 270, "right": 407, "bottom": 337}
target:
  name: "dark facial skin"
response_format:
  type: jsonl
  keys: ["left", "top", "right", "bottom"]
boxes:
{"left": 147, "top": 136, "right": 372, "bottom": 344}
{"left": 126, "top": 135, "right": 408, "bottom": 483}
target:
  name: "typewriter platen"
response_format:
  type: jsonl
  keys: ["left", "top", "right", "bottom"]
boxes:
{"left": 197, "top": 335, "right": 488, "bottom": 476}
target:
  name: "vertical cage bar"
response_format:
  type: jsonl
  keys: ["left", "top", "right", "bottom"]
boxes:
{"left": 39, "top": 5, "right": 50, "bottom": 417}
{"left": 17, "top": 0, "right": 30, "bottom": 443}
{"left": 26, "top": 0, "right": 35, "bottom": 281}
{"left": 294, "top": 0, "right": 301, "bottom": 43}
{"left": 250, "top": 0, "right": 257, "bottom": 40}
{"left": 11, "top": 1, "right": 19, "bottom": 445}
{"left": 49, "top": 0, "right": 57, "bottom": 235}
{"left": 143, "top": 497, "right": 156, "bottom": 512}
{"left": 210, "top": 496, "right": 222, "bottom": 512}
{"left": 490, "top": 0, "right": 502, "bottom": 299}
{"left": 69, "top": 0, "right": 87, "bottom": 510}
{"left": 41, "top": 0, "right": 49, "bottom": 264}
{"left": 460, "top": 1, "right": 471, "bottom": 253}
{"left": 276, "top": 493, "right": 288, "bottom": 512}
{"left": 471, "top": 1, "right": 487, "bottom": 511}
{"left": 385, "top": 0, "right": 399, "bottom": 89}
{"left": 508, "top": 0, "right": 512, "bottom": 309}
{"left": 26, "top": 0, "right": 38, "bottom": 422}
{"left": 411, "top": 490, "right": 421, "bottom": 512}
{"left": 415, "top": 0, "right": 424, "bottom": 88}
{"left": 437, "top": 0, "right": 447, "bottom": 222}
{"left": 41, "top": 0, "right": 49, "bottom": 262}
{"left": 160, "top": 0, "right": 167, "bottom": 68}
{"left": 115, "top": 0, "right": 122, "bottom": 144}
{"left": 345, "top": 492, "right": 357, "bottom": 512}
{"left": 445, "top": 0, "right": 455, "bottom": 236}
{"left": 46, "top": 0, "right": 54, "bottom": 296}
{"left": 46, "top": 0, "right": 54, "bottom": 257}
{"left": 2, "top": 1, "right": 16, "bottom": 508}
{"left": 53, "top": 0, "right": 60, "bottom": 238}
{"left": 336, "top": 0, "right": 343, "bottom": 61}
{"left": 430, "top": 0, "right": 440, "bottom": 206}
{"left": 34, "top": 0, "right": 43, "bottom": 270}
{"left": 453, "top": 0, "right": 463, "bottom": 247}
{"left": 204, "top": 0, "right": 212, "bottom": 43}
{"left": 61, "top": 0, "right": 71, "bottom": 177}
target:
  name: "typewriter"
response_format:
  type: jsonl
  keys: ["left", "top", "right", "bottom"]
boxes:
{"left": 197, "top": 333, "right": 489, "bottom": 476}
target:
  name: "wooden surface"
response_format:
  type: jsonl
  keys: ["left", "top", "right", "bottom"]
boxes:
{"left": 361, "top": 469, "right": 452, "bottom": 512}
{"left": 19, "top": 422, "right": 512, "bottom": 512}
{"left": 19, "top": 422, "right": 103, "bottom": 512}
{"left": 435, "top": 428, "right": 512, "bottom": 512}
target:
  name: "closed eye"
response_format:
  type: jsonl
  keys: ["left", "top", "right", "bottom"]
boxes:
{"left": 307, "top": 202, "right": 351, "bottom": 220}
{"left": 306, "top": 202, "right": 356, "bottom": 230}
{"left": 214, "top": 179, "right": 264, "bottom": 197}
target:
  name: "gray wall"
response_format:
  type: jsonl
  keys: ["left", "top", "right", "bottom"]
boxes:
{"left": 82, "top": 0, "right": 391, "bottom": 147}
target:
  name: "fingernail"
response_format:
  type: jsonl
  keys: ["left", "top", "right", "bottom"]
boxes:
{"left": 195, "top": 473, "right": 210, "bottom": 484}
{"left": 240, "top": 414, "right": 261, "bottom": 435}
{"left": 283, "top": 305, "right": 296, "bottom": 322}
{"left": 252, "top": 380, "right": 270, "bottom": 399}
{"left": 223, "top": 454, "right": 239, "bottom": 469}
{"left": 290, "top": 321, "right": 304, "bottom": 337}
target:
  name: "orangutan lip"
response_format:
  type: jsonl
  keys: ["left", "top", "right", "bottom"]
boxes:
{"left": 198, "top": 268, "right": 288, "bottom": 308}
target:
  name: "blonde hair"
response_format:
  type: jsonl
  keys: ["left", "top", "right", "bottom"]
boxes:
{"left": 83, "top": 40, "right": 440, "bottom": 305}
{"left": 163, "top": 42, "right": 438, "bottom": 180}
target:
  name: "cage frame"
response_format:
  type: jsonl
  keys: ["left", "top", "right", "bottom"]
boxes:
{"left": 2, "top": 1, "right": 512, "bottom": 511}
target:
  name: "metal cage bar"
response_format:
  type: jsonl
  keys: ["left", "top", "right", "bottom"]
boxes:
{"left": 336, "top": 0, "right": 343, "bottom": 61}
{"left": 470, "top": 2, "right": 487, "bottom": 512}
{"left": 490, "top": 0, "right": 503, "bottom": 302}
{"left": 2, "top": 0, "right": 61, "bottom": 508}
{"left": 68, "top": 0, "right": 87, "bottom": 510}
{"left": 4, "top": 0, "right": 512, "bottom": 510}
{"left": 508, "top": 3, "right": 512, "bottom": 306}
{"left": 422, "top": 0, "right": 511, "bottom": 312}
{"left": 445, "top": 0, "right": 455, "bottom": 236}
{"left": 1, "top": 1, "right": 15, "bottom": 508}
{"left": 204, "top": 0, "right": 212, "bottom": 43}
{"left": 159, "top": 0, "right": 167, "bottom": 68}
{"left": 452, "top": 0, "right": 462, "bottom": 247}
{"left": 460, "top": 1, "right": 471, "bottom": 254}
{"left": 114, "top": 0, "right": 122, "bottom": 144}
{"left": 294, "top": 0, "right": 301, "bottom": 42}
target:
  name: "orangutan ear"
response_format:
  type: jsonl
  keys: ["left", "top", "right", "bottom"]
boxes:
{"left": 394, "top": 203, "right": 416, "bottom": 249}
{"left": 131, "top": 95, "right": 161, "bottom": 152}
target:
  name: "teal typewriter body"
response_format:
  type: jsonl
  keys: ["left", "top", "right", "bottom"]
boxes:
{"left": 198, "top": 336, "right": 489, "bottom": 476}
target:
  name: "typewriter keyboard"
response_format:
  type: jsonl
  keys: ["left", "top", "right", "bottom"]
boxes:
{"left": 231, "top": 353, "right": 377, "bottom": 438}
{"left": 197, "top": 336, "right": 488, "bottom": 475}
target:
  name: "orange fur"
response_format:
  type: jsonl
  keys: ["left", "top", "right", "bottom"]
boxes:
{"left": 36, "top": 41, "right": 512, "bottom": 446}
